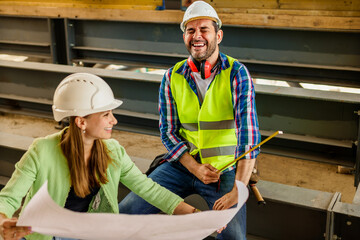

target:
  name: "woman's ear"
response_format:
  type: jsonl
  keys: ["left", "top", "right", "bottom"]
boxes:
{"left": 74, "top": 116, "right": 86, "bottom": 131}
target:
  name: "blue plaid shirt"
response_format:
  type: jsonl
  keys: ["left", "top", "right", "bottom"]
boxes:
{"left": 159, "top": 52, "right": 261, "bottom": 169}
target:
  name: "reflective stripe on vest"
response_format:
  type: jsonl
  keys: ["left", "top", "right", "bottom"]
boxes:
{"left": 201, "top": 145, "right": 236, "bottom": 158}
{"left": 182, "top": 120, "right": 235, "bottom": 131}
{"left": 171, "top": 56, "right": 237, "bottom": 171}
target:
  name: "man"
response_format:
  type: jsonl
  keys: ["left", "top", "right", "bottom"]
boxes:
{"left": 119, "top": 1, "right": 261, "bottom": 239}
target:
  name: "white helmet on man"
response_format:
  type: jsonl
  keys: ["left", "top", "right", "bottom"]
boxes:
{"left": 52, "top": 73, "right": 123, "bottom": 122}
{"left": 180, "top": 1, "right": 222, "bottom": 32}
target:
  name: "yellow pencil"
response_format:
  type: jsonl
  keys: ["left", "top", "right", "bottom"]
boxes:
{"left": 218, "top": 130, "right": 283, "bottom": 172}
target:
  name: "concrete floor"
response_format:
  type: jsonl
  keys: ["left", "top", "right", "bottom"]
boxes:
{"left": 0, "top": 112, "right": 356, "bottom": 203}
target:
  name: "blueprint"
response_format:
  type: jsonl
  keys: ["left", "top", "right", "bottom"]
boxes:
{"left": 17, "top": 181, "right": 248, "bottom": 240}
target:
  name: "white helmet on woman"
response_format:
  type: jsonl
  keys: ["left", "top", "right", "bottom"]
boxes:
{"left": 52, "top": 73, "right": 123, "bottom": 122}
{"left": 180, "top": 1, "right": 222, "bottom": 32}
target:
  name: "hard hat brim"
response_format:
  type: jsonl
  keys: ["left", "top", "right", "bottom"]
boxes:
{"left": 180, "top": 16, "right": 222, "bottom": 32}
{"left": 53, "top": 98, "right": 123, "bottom": 122}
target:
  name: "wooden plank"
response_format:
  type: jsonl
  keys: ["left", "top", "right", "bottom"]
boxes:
{"left": 207, "top": 0, "right": 360, "bottom": 11}
{"left": 0, "top": 4, "right": 156, "bottom": 10}
{"left": 3, "top": 0, "right": 162, "bottom": 5}
{"left": 3, "top": 0, "right": 360, "bottom": 11}
{"left": 0, "top": 4, "right": 359, "bottom": 30}
{"left": 0, "top": 5, "right": 182, "bottom": 22}
{"left": 206, "top": 0, "right": 279, "bottom": 9}
{"left": 219, "top": 12, "right": 360, "bottom": 30}
{"left": 217, "top": 8, "right": 360, "bottom": 17}
{"left": 0, "top": 0, "right": 163, "bottom": 10}
{"left": 278, "top": 0, "right": 360, "bottom": 11}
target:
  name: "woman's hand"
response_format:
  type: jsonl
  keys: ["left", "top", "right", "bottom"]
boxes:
{"left": 173, "top": 201, "right": 198, "bottom": 215}
{"left": 0, "top": 215, "right": 32, "bottom": 240}
{"left": 174, "top": 202, "right": 227, "bottom": 234}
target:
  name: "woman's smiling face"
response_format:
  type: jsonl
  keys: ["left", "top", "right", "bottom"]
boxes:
{"left": 82, "top": 110, "right": 118, "bottom": 140}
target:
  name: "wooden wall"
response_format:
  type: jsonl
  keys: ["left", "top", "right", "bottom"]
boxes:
{"left": 207, "top": 0, "right": 360, "bottom": 12}
{"left": 0, "top": 0, "right": 359, "bottom": 30}
{"left": 0, "top": 0, "right": 164, "bottom": 10}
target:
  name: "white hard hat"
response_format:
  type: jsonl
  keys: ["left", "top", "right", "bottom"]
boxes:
{"left": 52, "top": 73, "right": 123, "bottom": 122}
{"left": 180, "top": 1, "right": 222, "bottom": 32}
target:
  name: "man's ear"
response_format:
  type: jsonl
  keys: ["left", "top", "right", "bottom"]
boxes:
{"left": 74, "top": 116, "right": 86, "bottom": 130}
{"left": 217, "top": 30, "right": 223, "bottom": 45}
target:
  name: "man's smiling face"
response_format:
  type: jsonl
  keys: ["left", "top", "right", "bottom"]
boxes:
{"left": 183, "top": 19, "right": 222, "bottom": 62}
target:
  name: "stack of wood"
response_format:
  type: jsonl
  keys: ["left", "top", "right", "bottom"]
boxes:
{"left": 0, "top": 0, "right": 359, "bottom": 30}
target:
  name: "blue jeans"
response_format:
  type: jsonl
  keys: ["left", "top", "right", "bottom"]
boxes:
{"left": 118, "top": 161, "right": 247, "bottom": 240}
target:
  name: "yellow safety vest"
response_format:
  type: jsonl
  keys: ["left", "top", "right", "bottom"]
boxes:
{"left": 170, "top": 56, "right": 237, "bottom": 171}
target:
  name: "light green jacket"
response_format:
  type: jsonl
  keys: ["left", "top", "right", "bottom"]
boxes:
{"left": 0, "top": 129, "right": 183, "bottom": 240}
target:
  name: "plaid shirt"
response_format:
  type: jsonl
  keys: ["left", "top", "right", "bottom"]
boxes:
{"left": 159, "top": 52, "right": 261, "bottom": 169}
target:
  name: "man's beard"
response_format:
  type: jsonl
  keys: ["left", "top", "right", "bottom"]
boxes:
{"left": 187, "top": 38, "right": 217, "bottom": 62}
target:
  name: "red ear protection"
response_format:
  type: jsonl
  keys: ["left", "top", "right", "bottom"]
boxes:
{"left": 201, "top": 60, "right": 211, "bottom": 79}
{"left": 187, "top": 56, "right": 212, "bottom": 79}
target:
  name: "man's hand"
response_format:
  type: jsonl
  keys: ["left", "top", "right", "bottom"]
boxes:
{"left": 193, "top": 163, "right": 220, "bottom": 184}
{"left": 179, "top": 152, "right": 220, "bottom": 184}
{"left": 213, "top": 189, "right": 238, "bottom": 210}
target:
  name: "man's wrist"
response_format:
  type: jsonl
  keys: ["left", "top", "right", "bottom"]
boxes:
{"left": 179, "top": 152, "right": 200, "bottom": 174}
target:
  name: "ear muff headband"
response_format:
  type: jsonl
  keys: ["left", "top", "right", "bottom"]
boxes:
{"left": 187, "top": 56, "right": 212, "bottom": 79}
{"left": 187, "top": 56, "right": 199, "bottom": 73}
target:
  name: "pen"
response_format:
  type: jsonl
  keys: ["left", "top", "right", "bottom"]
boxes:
{"left": 218, "top": 130, "right": 283, "bottom": 172}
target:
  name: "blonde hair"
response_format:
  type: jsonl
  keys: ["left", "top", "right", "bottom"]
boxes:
{"left": 60, "top": 117, "right": 113, "bottom": 198}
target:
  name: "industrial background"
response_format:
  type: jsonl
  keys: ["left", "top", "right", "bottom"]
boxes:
{"left": 0, "top": 0, "right": 359, "bottom": 239}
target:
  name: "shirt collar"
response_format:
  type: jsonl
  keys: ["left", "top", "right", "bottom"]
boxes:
{"left": 177, "top": 52, "right": 230, "bottom": 76}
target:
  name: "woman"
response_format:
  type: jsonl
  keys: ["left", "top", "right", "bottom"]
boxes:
{"left": 0, "top": 73, "right": 196, "bottom": 240}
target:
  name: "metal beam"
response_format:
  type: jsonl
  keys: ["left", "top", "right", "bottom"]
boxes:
{"left": 1, "top": 15, "right": 359, "bottom": 87}
{"left": 0, "top": 132, "right": 33, "bottom": 179}
{"left": 356, "top": 111, "right": 360, "bottom": 186}
{"left": 332, "top": 200, "right": 360, "bottom": 239}
{"left": 0, "top": 60, "right": 359, "bottom": 171}
{"left": 0, "top": 16, "right": 54, "bottom": 62}
{"left": 247, "top": 181, "right": 336, "bottom": 240}
{"left": 353, "top": 183, "right": 360, "bottom": 205}
{"left": 65, "top": 19, "right": 360, "bottom": 87}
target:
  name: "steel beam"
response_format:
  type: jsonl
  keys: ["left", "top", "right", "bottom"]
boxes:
{"left": 0, "top": 16, "right": 54, "bottom": 62}
{"left": 247, "top": 181, "right": 336, "bottom": 240}
{"left": 353, "top": 183, "right": 360, "bottom": 205}
{"left": 0, "top": 132, "right": 33, "bottom": 180}
{"left": 1, "top": 15, "right": 359, "bottom": 87}
{"left": 65, "top": 19, "right": 360, "bottom": 87}
{"left": 0, "top": 60, "right": 359, "bottom": 169}
{"left": 356, "top": 111, "right": 360, "bottom": 186}
{"left": 332, "top": 200, "right": 360, "bottom": 239}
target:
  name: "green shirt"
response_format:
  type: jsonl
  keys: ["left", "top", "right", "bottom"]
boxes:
{"left": 0, "top": 129, "right": 183, "bottom": 240}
